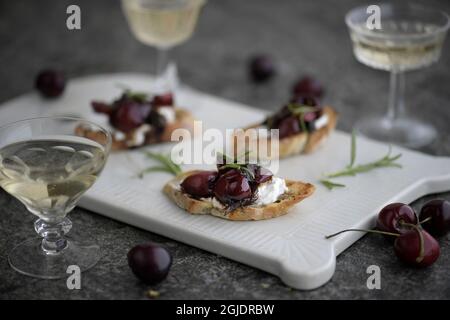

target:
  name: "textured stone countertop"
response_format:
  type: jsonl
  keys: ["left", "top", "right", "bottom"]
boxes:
{"left": 1, "top": 0, "right": 450, "bottom": 299}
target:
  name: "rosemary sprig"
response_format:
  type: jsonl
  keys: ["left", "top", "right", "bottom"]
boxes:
{"left": 218, "top": 163, "right": 255, "bottom": 179}
{"left": 320, "top": 132, "right": 402, "bottom": 190}
{"left": 114, "top": 83, "right": 149, "bottom": 102}
{"left": 320, "top": 179, "right": 346, "bottom": 191}
{"left": 216, "top": 151, "right": 256, "bottom": 179}
{"left": 137, "top": 151, "right": 182, "bottom": 178}
{"left": 287, "top": 103, "right": 319, "bottom": 133}
{"left": 287, "top": 103, "right": 319, "bottom": 115}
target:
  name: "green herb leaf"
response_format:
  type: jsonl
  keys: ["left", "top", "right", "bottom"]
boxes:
{"left": 138, "top": 151, "right": 182, "bottom": 178}
{"left": 287, "top": 104, "right": 319, "bottom": 115}
{"left": 320, "top": 179, "right": 346, "bottom": 190}
{"left": 320, "top": 130, "right": 402, "bottom": 190}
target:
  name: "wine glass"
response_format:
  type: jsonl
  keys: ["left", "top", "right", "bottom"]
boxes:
{"left": 0, "top": 117, "right": 111, "bottom": 279}
{"left": 121, "top": 0, "right": 206, "bottom": 94}
{"left": 346, "top": 3, "right": 449, "bottom": 148}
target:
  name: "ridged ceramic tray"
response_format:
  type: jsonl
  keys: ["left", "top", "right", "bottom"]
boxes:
{"left": 1, "top": 73, "right": 450, "bottom": 289}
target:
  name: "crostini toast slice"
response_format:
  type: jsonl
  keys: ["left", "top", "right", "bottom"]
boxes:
{"left": 234, "top": 106, "right": 338, "bottom": 159}
{"left": 75, "top": 108, "right": 194, "bottom": 151}
{"left": 163, "top": 170, "right": 315, "bottom": 221}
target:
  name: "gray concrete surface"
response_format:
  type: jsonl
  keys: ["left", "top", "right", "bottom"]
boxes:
{"left": 0, "top": 0, "right": 449, "bottom": 299}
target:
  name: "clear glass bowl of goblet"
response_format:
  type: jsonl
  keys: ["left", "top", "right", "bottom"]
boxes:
{"left": 346, "top": 3, "right": 449, "bottom": 148}
{"left": 0, "top": 116, "right": 111, "bottom": 279}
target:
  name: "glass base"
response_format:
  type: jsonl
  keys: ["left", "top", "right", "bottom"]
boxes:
{"left": 355, "top": 116, "right": 437, "bottom": 149}
{"left": 8, "top": 237, "right": 101, "bottom": 279}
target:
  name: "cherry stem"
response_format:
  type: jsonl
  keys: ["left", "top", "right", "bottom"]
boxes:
{"left": 419, "top": 216, "right": 432, "bottom": 224}
{"left": 399, "top": 221, "right": 425, "bottom": 263}
{"left": 325, "top": 228, "right": 400, "bottom": 239}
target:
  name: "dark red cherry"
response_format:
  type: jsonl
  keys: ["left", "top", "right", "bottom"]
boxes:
{"left": 254, "top": 166, "right": 273, "bottom": 184}
{"left": 181, "top": 171, "right": 218, "bottom": 198}
{"left": 419, "top": 199, "right": 450, "bottom": 237}
{"left": 249, "top": 55, "right": 276, "bottom": 83}
{"left": 35, "top": 69, "right": 66, "bottom": 98}
{"left": 152, "top": 93, "right": 174, "bottom": 107}
{"left": 377, "top": 203, "right": 418, "bottom": 234}
{"left": 110, "top": 101, "right": 149, "bottom": 133}
{"left": 292, "top": 76, "right": 324, "bottom": 98}
{"left": 127, "top": 243, "right": 172, "bottom": 284}
{"left": 277, "top": 115, "right": 300, "bottom": 139}
{"left": 394, "top": 229, "right": 440, "bottom": 267}
{"left": 91, "top": 101, "right": 113, "bottom": 115}
{"left": 213, "top": 170, "right": 252, "bottom": 203}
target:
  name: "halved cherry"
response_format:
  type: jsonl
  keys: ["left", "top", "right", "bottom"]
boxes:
{"left": 152, "top": 93, "right": 174, "bottom": 107}
{"left": 213, "top": 169, "right": 253, "bottom": 204}
{"left": 292, "top": 76, "right": 324, "bottom": 98}
{"left": 110, "top": 101, "right": 150, "bottom": 133}
{"left": 181, "top": 171, "right": 218, "bottom": 198}
{"left": 277, "top": 115, "right": 301, "bottom": 139}
{"left": 92, "top": 101, "right": 113, "bottom": 115}
{"left": 254, "top": 166, "right": 273, "bottom": 184}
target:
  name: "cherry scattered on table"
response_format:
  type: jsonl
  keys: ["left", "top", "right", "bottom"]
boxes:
{"left": 394, "top": 228, "right": 440, "bottom": 267}
{"left": 377, "top": 203, "right": 418, "bottom": 235}
{"left": 419, "top": 199, "right": 450, "bottom": 237}
{"left": 35, "top": 69, "right": 66, "bottom": 98}
{"left": 127, "top": 242, "right": 172, "bottom": 285}
{"left": 248, "top": 54, "right": 276, "bottom": 84}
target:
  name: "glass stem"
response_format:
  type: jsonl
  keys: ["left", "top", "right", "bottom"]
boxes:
{"left": 386, "top": 70, "right": 405, "bottom": 122}
{"left": 156, "top": 47, "right": 169, "bottom": 78}
{"left": 155, "top": 47, "right": 170, "bottom": 93}
{"left": 35, "top": 218, "right": 72, "bottom": 254}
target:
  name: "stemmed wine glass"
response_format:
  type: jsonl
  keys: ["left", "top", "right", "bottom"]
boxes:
{"left": 0, "top": 117, "right": 111, "bottom": 278}
{"left": 346, "top": 3, "right": 449, "bottom": 148}
{"left": 121, "top": 0, "right": 206, "bottom": 94}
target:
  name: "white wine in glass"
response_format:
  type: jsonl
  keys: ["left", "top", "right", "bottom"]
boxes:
{"left": 346, "top": 4, "right": 449, "bottom": 148}
{"left": 0, "top": 117, "right": 111, "bottom": 279}
{"left": 122, "top": 0, "right": 206, "bottom": 93}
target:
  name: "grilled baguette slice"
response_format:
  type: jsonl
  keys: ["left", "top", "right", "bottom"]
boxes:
{"left": 163, "top": 170, "right": 315, "bottom": 221}
{"left": 75, "top": 108, "right": 194, "bottom": 151}
{"left": 234, "top": 106, "right": 338, "bottom": 159}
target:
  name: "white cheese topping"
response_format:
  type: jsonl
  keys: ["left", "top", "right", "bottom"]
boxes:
{"left": 200, "top": 196, "right": 225, "bottom": 209}
{"left": 314, "top": 113, "right": 329, "bottom": 130}
{"left": 195, "top": 176, "right": 287, "bottom": 209}
{"left": 114, "top": 131, "right": 126, "bottom": 141}
{"left": 157, "top": 106, "right": 176, "bottom": 123}
{"left": 127, "top": 124, "right": 151, "bottom": 147}
{"left": 254, "top": 176, "right": 288, "bottom": 206}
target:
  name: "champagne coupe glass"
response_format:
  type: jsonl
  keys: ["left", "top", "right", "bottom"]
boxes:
{"left": 0, "top": 117, "right": 111, "bottom": 279}
{"left": 121, "top": 0, "right": 206, "bottom": 93}
{"left": 346, "top": 3, "right": 449, "bottom": 148}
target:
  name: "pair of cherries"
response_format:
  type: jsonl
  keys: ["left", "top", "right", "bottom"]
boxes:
{"left": 328, "top": 200, "right": 450, "bottom": 267}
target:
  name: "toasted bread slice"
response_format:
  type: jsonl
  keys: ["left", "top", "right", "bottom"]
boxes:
{"left": 75, "top": 108, "right": 194, "bottom": 151}
{"left": 163, "top": 170, "right": 315, "bottom": 221}
{"left": 233, "top": 106, "right": 338, "bottom": 159}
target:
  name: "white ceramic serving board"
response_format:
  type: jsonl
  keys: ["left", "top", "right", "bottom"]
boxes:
{"left": 1, "top": 73, "right": 450, "bottom": 290}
